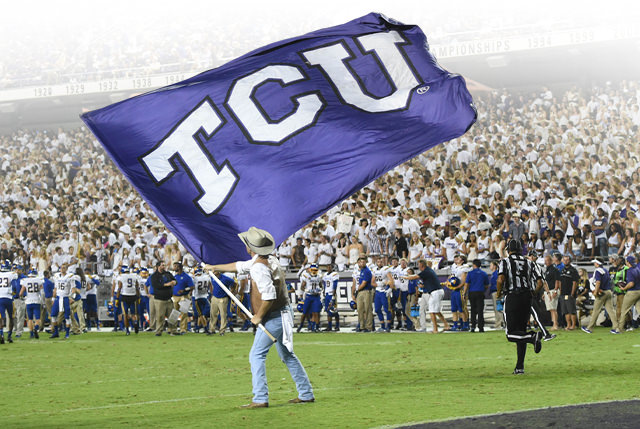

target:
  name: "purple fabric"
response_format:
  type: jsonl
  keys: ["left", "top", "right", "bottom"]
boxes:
{"left": 81, "top": 13, "right": 476, "bottom": 263}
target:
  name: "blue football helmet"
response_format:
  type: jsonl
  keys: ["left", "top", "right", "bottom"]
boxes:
{"left": 12, "top": 263, "right": 23, "bottom": 272}
{"left": 327, "top": 303, "right": 338, "bottom": 317}
{"left": 1, "top": 259, "right": 11, "bottom": 271}
{"left": 120, "top": 265, "right": 129, "bottom": 274}
{"left": 28, "top": 268, "right": 38, "bottom": 276}
{"left": 193, "top": 268, "right": 203, "bottom": 276}
{"left": 349, "top": 300, "right": 357, "bottom": 310}
{"left": 297, "top": 300, "right": 305, "bottom": 313}
{"left": 447, "top": 276, "right": 461, "bottom": 288}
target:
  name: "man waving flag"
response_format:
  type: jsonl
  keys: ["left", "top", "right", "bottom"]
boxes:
{"left": 81, "top": 12, "right": 476, "bottom": 263}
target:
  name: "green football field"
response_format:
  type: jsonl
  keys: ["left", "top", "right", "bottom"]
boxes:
{"left": 2, "top": 328, "right": 639, "bottom": 428}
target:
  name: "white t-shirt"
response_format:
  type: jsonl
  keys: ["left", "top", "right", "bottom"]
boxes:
{"left": 236, "top": 256, "right": 276, "bottom": 301}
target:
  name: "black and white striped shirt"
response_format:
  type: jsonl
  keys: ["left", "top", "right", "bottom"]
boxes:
{"left": 498, "top": 254, "right": 542, "bottom": 294}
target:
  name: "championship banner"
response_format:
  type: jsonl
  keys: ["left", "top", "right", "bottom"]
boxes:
{"left": 81, "top": 12, "right": 476, "bottom": 263}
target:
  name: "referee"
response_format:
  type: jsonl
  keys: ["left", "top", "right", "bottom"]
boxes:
{"left": 497, "top": 240, "right": 544, "bottom": 375}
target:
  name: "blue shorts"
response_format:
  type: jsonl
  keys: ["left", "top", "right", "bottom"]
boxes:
{"left": 27, "top": 303, "right": 41, "bottom": 320}
{"left": 193, "top": 298, "right": 210, "bottom": 317}
{"left": 120, "top": 295, "right": 137, "bottom": 315}
{"left": 0, "top": 298, "right": 13, "bottom": 320}
{"left": 303, "top": 295, "right": 322, "bottom": 314}
{"left": 323, "top": 294, "right": 335, "bottom": 312}
{"left": 84, "top": 295, "right": 98, "bottom": 312}
{"left": 51, "top": 297, "right": 71, "bottom": 319}
{"left": 450, "top": 290, "right": 463, "bottom": 313}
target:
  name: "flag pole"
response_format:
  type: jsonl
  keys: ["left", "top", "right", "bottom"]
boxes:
{"left": 208, "top": 271, "right": 277, "bottom": 343}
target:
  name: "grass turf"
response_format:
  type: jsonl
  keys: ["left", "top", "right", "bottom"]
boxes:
{"left": 1, "top": 328, "right": 639, "bottom": 428}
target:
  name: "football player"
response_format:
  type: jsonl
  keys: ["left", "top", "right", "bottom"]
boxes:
{"left": 137, "top": 267, "right": 150, "bottom": 331}
{"left": 117, "top": 265, "right": 140, "bottom": 335}
{"left": 19, "top": 268, "right": 44, "bottom": 339}
{"left": 192, "top": 268, "right": 212, "bottom": 333}
{"left": 300, "top": 264, "right": 323, "bottom": 332}
{"left": 389, "top": 257, "right": 408, "bottom": 330}
{"left": 372, "top": 257, "right": 394, "bottom": 332}
{"left": 451, "top": 254, "right": 470, "bottom": 331}
{"left": 444, "top": 275, "right": 464, "bottom": 331}
{"left": 111, "top": 266, "right": 123, "bottom": 331}
{"left": 0, "top": 260, "right": 16, "bottom": 343}
{"left": 50, "top": 263, "right": 78, "bottom": 339}
{"left": 322, "top": 265, "right": 340, "bottom": 331}
{"left": 84, "top": 267, "right": 100, "bottom": 331}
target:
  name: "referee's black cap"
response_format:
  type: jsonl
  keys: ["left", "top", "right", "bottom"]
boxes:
{"left": 507, "top": 239, "right": 522, "bottom": 253}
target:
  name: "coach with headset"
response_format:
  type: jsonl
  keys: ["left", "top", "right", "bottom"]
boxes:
{"left": 496, "top": 239, "right": 544, "bottom": 375}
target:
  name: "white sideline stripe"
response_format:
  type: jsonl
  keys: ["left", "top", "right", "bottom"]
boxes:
{"left": 372, "top": 398, "right": 640, "bottom": 429}
{"left": 6, "top": 385, "right": 374, "bottom": 418}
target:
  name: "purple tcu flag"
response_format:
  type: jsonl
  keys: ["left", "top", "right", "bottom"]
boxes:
{"left": 82, "top": 13, "right": 476, "bottom": 263}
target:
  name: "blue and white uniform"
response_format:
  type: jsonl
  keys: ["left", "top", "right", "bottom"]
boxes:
{"left": 22, "top": 276, "right": 44, "bottom": 320}
{"left": 118, "top": 272, "right": 139, "bottom": 315}
{"left": 0, "top": 271, "right": 17, "bottom": 322}
{"left": 192, "top": 273, "right": 212, "bottom": 317}
{"left": 84, "top": 274, "right": 99, "bottom": 313}
{"left": 372, "top": 264, "right": 392, "bottom": 327}
{"left": 51, "top": 271, "right": 76, "bottom": 324}
{"left": 301, "top": 270, "right": 323, "bottom": 314}
{"left": 322, "top": 271, "right": 339, "bottom": 311}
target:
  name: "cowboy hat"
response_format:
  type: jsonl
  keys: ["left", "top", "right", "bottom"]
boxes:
{"left": 238, "top": 227, "right": 275, "bottom": 255}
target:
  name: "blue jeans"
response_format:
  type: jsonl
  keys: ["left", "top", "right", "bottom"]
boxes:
{"left": 249, "top": 308, "right": 314, "bottom": 403}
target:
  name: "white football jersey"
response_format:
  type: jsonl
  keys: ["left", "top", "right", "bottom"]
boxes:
{"left": 137, "top": 275, "right": 148, "bottom": 296}
{"left": 54, "top": 272, "right": 76, "bottom": 298}
{"left": 301, "top": 271, "right": 323, "bottom": 295}
{"left": 0, "top": 271, "right": 17, "bottom": 299}
{"left": 22, "top": 276, "right": 44, "bottom": 305}
{"left": 85, "top": 275, "right": 99, "bottom": 296}
{"left": 371, "top": 265, "right": 391, "bottom": 291}
{"left": 390, "top": 265, "right": 408, "bottom": 291}
{"left": 193, "top": 274, "right": 211, "bottom": 299}
{"left": 118, "top": 273, "right": 138, "bottom": 296}
{"left": 322, "top": 272, "right": 339, "bottom": 295}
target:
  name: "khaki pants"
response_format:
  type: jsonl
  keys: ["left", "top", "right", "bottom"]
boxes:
{"left": 356, "top": 289, "right": 373, "bottom": 331}
{"left": 405, "top": 293, "right": 419, "bottom": 329}
{"left": 14, "top": 299, "right": 26, "bottom": 335}
{"left": 44, "top": 298, "right": 53, "bottom": 327}
{"left": 172, "top": 296, "right": 189, "bottom": 333}
{"left": 210, "top": 296, "right": 229, "bottom": 333}
{"left": 616, "top": 293, "right": 629, "bottom": 327}
{"left": 154, "top": 299, "right": 175, "bottom": 335}
{"left": 70, "top": 300, "right": 85, "bottom": 334}
{"left": 148, "top": 296, "right": 156, "bottom": 331}
{"left": 587, "top": 290, "right": 617, "bottom": 330}
{"left": 617, "top": 290, "right": 640, "bottom": 332}
{"left": 491, "top": 292, "right": 504, "bottom": 328}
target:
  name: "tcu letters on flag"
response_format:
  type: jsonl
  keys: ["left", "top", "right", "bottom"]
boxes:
{"left": 82, "top": 13, "right": 477, "bottom": 263}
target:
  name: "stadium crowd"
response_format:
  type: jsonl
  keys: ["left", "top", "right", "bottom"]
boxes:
{"left": 0, "top": 4, "right": 609, "bottom": 89}
{"left": 1, "top": 79, "right": 640, "bottom": 340}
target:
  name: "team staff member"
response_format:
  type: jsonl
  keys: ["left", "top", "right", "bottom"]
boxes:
{"left": 611, "top": 255, "right": 630, "bottom": 329}
{"left": 205, "top": 227, "right": 314, "bottom": 408}
{"left": 407, "top": 259, "right": 449, "bottom": 333}
{"left": 465, "top": 259, "right": 489, "bottom": 332}
{"left": 616, "top": 256, "right": 640, "bottom": 333}
{"left": 582, "top": 259, "right": 619, "bottom": 334}
{"left": 172, "top": 262, "right": 194, "bottom": 334}
{"left": 353, "top": 257, "right": 373, "bottom": 332}
{"left": 209, "top": 271, "right": 234, "bottom": 336}
{"left": 496, "top": 240, "right": 544, "bottom": 375}
{"left": 558, "top": 255, "right": 579, "bottom": 331}
{"left": 151, "top": 261, "right": 177, "bottom": 336}
{"left": 42, "top": 271, "right": 55, "bottom": 331}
